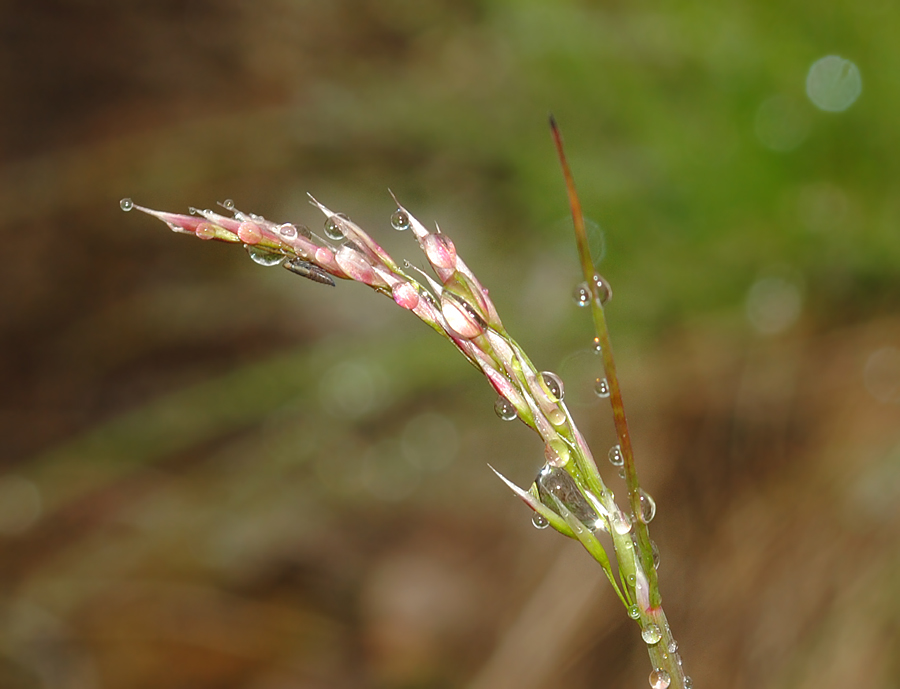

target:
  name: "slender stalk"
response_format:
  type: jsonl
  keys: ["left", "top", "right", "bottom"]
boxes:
{"left": 550, "top": 116, "right": 687, "bottom": 689}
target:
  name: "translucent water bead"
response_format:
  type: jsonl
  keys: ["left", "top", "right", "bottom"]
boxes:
{"left": 245, "top": 245, "right": 285, "bottom": 267}
{"left": 573, "top": 281, "right": 591, "bottom": 307}
{"left": 537, "top": 466, "right": 598, "bottom": 526}
{"left": 639, "top": 489, "right": 657, "bottom": 524}
{"left": 540, "top": 371, "right": 565, "bottom": 401}
{"left": 594, "top": 377, "right": 610, "bottom": 398}
{"left": 391, "top": 209, "right": 410, "bottom": 231}
{"left": 641, "top": 623, "right": 662, "bottom": 645}
{"left": 591, "top": 273, "right": 612, "bottom": 305}
{"left": 649, "top": 669, "right": 671, "bottom": 689}
{"left": 531, "top": 513, "right": 549, "bottom": 529}
{"left": 119, "top": 198, "right": 134, "bottom": 211}
{"left": 324, "top": 214, "right": 349, "bottom": 241}
{"left": 608, "top": 444, "right": 624, "bottom": 467}
{"left": 493, "top": 396, "right": 517, "bottom": 421}
{"left": 592, "top": 336, "right": 602, "bottom": 354}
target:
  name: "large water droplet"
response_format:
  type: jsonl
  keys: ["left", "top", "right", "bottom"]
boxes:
{"left": 628, "top": 604, "right": 640, "bottom": 620}
{"left": 245, "top": 245, "right": 285, "bottom": 267}
{"left": 648, "top": 669, "right": 671, "bottom": 689}
{"left": 639, "top": 489, "right": 657, "bottom": 524}
{"left": 119, "top": 198, "right": 133, "bottom": 211}
{"left": 537, "top": 466, "right": 599, "bottom": 526}
{"left": 608, "top": 444, "right": 624, "bottom": 467}
{"left": 391, "top": 209, "right": 410, "bottom": 231}
{"left": 573, "top": 281, "right": 591, "bottom": 307}
{"left": 531, "top": 513, "right": 549, "bottom": 530}
{"left": 642, "top": 623, "right": 662, "bottom": 645}
{"left": 667, "top": 639, "right": 678, "bottom": 654}
{"left": 594, "top": 377, "right": 610, "bottom": 398}
{"left": 591, "top": 273, "right": 612, "bottom": 305}
{"left": 540, "top": 371, "right": 565, "bottom": 402}
{"left": 279, "top": 223, "right": 298, "bottom": 239}
{"left": 683, "top": 676, "right": 692, "bottom": 689}
{"left": 494, "top": 396, "right": 517, "bottom": 421}
{"left": 324, "top": 216, "right": 344, "bottom": 241}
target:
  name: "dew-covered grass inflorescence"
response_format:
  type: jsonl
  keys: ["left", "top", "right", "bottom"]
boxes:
{"left": 122, "top": 121, "right": 689, "bottom": 688}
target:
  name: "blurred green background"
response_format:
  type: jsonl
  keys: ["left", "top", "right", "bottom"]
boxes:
{"left": 2, "top": 1, "right": 899, "bottom": 688}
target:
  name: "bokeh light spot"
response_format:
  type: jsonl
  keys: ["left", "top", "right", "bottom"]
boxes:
{"left": 806, "top": 55, "right": 862, "bottom": 112}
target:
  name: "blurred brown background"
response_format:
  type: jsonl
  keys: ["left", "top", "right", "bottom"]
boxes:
{"left": 1, "top": 1, "right": 899, "bottom": 688}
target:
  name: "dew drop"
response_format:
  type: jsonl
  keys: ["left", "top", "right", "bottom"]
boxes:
{"left": 537, "top": 466, "right": 599, "bottom": 526}
{"left": 667, "top": 639, "right": 678, "bottom": 654}
{"left": 648, "top": 669, "right": 671, "bottom": 689}
{"left": 613, "top": 511, "right": 632, "bottom": 534}
{"left": 626, "top": 573, "right": 636, "bottom": 587}
{"left": 119, "top": 198, "right": 133, "bottom": 212}
{"left": 591, "top": 273, "right": 612, "bottom": 305}
{"left": 651, "top": 540, "right": 661, "bottom": 570}
{"left": 546, "top": 407, "right": 566, "bottom": 426}
{"left": 642, "top": 623, "right": 662, "bottom": 645}
{"left": 543, "top": 439, "right": 570, "bottom": 468}
{"left": 223, "top": 199, "right": 235, "bottom": 211}
{"left": 279, "top": 223, "right": 298, "bottom": 239}
{"left": 532, "top": 513, "right": 550, "bottom": 530}
{"left": 639, "top": 489, "right": 657, "bottom": 524}
{"left": 594, "top": 377, "right": 610, "bottom": 398}
{"left": 494, "top": 396, "right": 518, "bottom": 421}
{"left": 608, "top": 444, "right": 624, "bottom": 467}
{"left": 683, "top": 676, "right": 693, "bottom": 689}
{"left": 195, "top": 222, "right": 217, "bottom": 240}
{"left": 573, "top": 281, "right": 591, "bottom": 307}
{"left": 628, "top": 604, "right": 641, "bottom": 620}
{"left": 675, "top": 653, "right": 682, "bottom": 667}
{"left": 245, "top": 245, "right": 285, "bottom": 267}
{"left": 391, "top": 209, "right": 410, "bottom": 231}
{"left": 238, "top": 221, "right": 263, "bottom": 244}
{"left": 324, "top": 216, "right": 344, "bottom": 241}
{"left": 592, "top": 337, "right": 602, "bottom": 354}
{"left": 540, "top": 371, "right": 565, "bottom": 402}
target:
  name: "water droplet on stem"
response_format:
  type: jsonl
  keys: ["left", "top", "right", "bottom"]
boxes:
{"left": 279, "top": 223, "right": 298, "bottom": 239}
{"left": 594, "top": 377, "right": 610, "bottom": 398}
{"left": 608, "top": 444, "right": 624, "bottom": 467}
{"left": 639, "top": 489, "right": 657, "bottom": 524}
{"left": 391, "top": 209, "right": 410, "bottom": 231}
{"left": 494, "top": 397, "right": 518, "bottom": 421}
{"left": 245, "top": 245, "right": 285, "bottom": 267}
{"left": 119, "top": 198, "right": 133, "bottom": 211}
{"left": 531, "top": 513, "right": 549, "bottom": 529}
{"left": 649, "top": 668, "right": 671, "bottom": 689}
{"left": 591, "top": 273, "right": 612, "bottom": 305}
{"left": 642, "top": 623, "right": 662, "bottom": 645}
{"left": 540, "top": 371, "right": 565, "bottom": 401}
{"left": 573, "top": 281, "right": 591, "bottom": 307}
{"left": 324, "top": 216, "right": 344, "bottom": 241}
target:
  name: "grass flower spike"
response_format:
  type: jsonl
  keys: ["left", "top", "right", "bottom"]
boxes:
{"left": 122, "top": 122, "right": 690, "bottom": 689}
